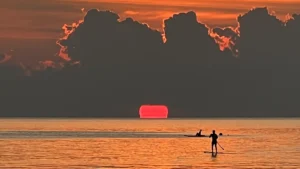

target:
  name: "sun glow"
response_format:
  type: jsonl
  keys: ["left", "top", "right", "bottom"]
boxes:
{"left": 139, "top": 105, "right": 168, "bottom": 119}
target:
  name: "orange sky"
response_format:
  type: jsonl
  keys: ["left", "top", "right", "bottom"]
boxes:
{"left": 0, "top": 0, "right": 300, "bottom": 65}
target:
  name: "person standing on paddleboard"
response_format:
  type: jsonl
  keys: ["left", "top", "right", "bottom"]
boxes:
{"left": 209, "top": 130, "right": 218, "bottom": 153}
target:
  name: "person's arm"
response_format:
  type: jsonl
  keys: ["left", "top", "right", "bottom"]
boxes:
{"left": 209, "top": 134, "right": 212, "bottom": 138}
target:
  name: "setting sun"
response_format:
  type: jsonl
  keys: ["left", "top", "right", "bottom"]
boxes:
{"left": 139, "top": 105, "right": 168, "bottom": 118}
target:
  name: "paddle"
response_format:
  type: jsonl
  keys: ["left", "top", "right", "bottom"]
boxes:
{"left": 218, "top": 142, "right": 224, "bottom": 150}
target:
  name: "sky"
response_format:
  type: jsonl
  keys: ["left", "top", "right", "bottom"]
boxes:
{"left": 1, "top": 0, "right": 300, "bottom": 65}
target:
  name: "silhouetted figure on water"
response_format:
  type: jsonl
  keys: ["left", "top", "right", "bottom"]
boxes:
{"left": 196, "top": 129, "right": 202, "bottom": 136}
{"left": 209, "top": 130, "right": 218, "bottom": 153}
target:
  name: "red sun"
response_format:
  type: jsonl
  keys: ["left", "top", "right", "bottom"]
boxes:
{"left": 139, "top": 105, "right": 168, "bottom": 119}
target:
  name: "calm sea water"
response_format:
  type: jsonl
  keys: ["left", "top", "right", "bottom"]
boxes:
{"left": 0, "top": 118, "right": 299, "bottom": 169}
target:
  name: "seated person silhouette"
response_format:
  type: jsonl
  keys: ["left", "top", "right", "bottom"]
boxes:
{"left": 196, "top": 129, "right": 202, "bottom": 136}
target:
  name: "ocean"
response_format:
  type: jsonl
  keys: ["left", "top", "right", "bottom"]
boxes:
{"left": 0, "top": 118, "right": 299, "bottom": 169}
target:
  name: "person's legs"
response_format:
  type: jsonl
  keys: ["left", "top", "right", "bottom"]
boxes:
{"left": 211, "top": 143, "right": 214, "bottom": 153}
{"left": 215, "top": 144, "right": 218, "bottom": 153}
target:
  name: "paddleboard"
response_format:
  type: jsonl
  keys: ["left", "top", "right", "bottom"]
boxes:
{"left": 204, "top": 151, "right": 236, "bottom": 154}
{"left": 204, "top": 151, "right": 222, "bottom": 154}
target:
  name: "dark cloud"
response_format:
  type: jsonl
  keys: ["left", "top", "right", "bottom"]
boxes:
{"left": 285, "top": 13, "right": 300, "bottom": 64}
{"left": 236, "top": 7, "right": 285, "bottom": 64}
{"left": 57, "top": 9, "right": 163, "bottom": 66}
{"left": 1, "top": 7, "right": 300, "bottom": 117}
{"left": 0, "top": 53, "right": 5, "bottom": 62}
{"left": 163, "top": 11, "right": 222, "bottom": 64}
{"left": 213, "top": 27, "right": 238, "bottom": 38}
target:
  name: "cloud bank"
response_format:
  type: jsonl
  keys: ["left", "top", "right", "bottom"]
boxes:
{"left": 1, "top": 7, "right": 300, "bottom": 117}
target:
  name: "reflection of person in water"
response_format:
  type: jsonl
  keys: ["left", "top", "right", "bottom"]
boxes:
{"left": 211, "top": 152, "right": 217, "bottom": 157}
{"left": 196, "top": 129, "right": 202, "bottom": 136}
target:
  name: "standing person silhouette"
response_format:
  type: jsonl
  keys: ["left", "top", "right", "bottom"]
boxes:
{"left": 209, "top": 130, "right": 218, "bottom": 153}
